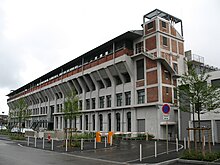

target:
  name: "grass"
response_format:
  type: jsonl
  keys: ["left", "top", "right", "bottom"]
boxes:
{"left": 181, "top": 150, "right": 220, "bottom": 162}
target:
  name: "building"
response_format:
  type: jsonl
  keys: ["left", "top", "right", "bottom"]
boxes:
{"left": 7, "top": 9, "right": 187, "bottom": 140}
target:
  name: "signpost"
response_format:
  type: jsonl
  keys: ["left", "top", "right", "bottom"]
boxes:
{"left": 162, "top": 104, "right": 170, "bottom": 154}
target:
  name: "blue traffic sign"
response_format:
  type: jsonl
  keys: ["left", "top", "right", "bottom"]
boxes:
{"left": 162, "top": 104, "right": 170, "bottom": 114}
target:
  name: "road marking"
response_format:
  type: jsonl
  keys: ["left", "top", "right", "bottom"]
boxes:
{"left": 61, "top": 152, "right": 126, "bottom": 165}
{"left": 126, "top": 143, "right": 184, "bottom": 163}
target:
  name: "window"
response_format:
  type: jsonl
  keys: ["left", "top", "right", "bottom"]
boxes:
{"left": 85, "top": 115, "right": 88, "bottom": 130}
{"left": 116, "top": 113, "right": 120, "bottom": 132}
{"left": 163, "top": 36, "right": 168, "bottom": 46}
{"left": 174, "top": 88, "right": 177, "bottom": 99}
{"left": 80, "top": 116, "right": 82, "bottom": 130}
{"left": 86, "top": 99, "right": 90, "bottom": 110}
{"left": 137, "top": 89, "right": 145, "bottom": 104}
{"left": 99, "top": 96, "right": 105, "bottom": 108}
{"left": 173, "top": 63, "right": 178, "bottom": 73}
{"left": 165, "top": 70, "right": 169, "bottom": 80}
{"left": 92, "top": 114, "right": 95, "bottom": 130}
{"left": 162, "top": 21, "right": 166, "bottom": 28}
{"left": 99, "top": 114, "right": 103, "bottom": 131}
{"left": 125, "top": 92, "right": 131, "bottom": 105}
{"left": 79, "top": 100, "right": 82, "bottom": 110}
{"left": 106, "top": 95, "right": 111, "bottom": 108}
{"left": 211, "top": 79, "right": 220, "bottom": 88}
{"left": 108, "top": 113, "right": 111, "bottom": 132}
{"left": 116, "top": 93, "right": 122, "bottom": 106}
{"left": 166, "top": 87, "right": 169, "bottom": 95}
{"left": 127, "top": 112, "right": 131, "bottom": 132}
{"left": 147, "top": 22, "right": 153, "bottom": 29}
{"left": 92, "top": 98, "right": 96, "bottom": 109}
{"left": 136, "top": 59, "right": 144, "bottom": 80}
{"left": 135, "top": 42, "right": 143, "bottom": 54}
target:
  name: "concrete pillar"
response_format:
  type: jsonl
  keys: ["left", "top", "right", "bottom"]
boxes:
{"left": 82, "top": 114, "right": 85, "bottom": 133}
{"left": 111, "top": 111, "right": 116, "bottom": 132}
{"left": 95, "top": 113, "right": 98, "bottom": 132}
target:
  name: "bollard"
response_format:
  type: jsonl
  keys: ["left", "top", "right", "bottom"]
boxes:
{"left": 176, "top": 138, "right": 178, "bottom": 152}
{"left": 81, "top": 138, "right": 83, "bottom": 151}
{"left": 66, "top": 139, "right": 68, "bottom": 152}
{"left": 27, "top": 136, "right": 30, "bottom": 146}
{"left": 43, "top": 138, "right": 45, "bottom": 149}
{"left": 187, "top": 137, "right": 190, "bottom": 149}
{"left": 94, "top": 138, "right": 97, "bottom": 149}
{"left": 51, "top": 139, "right": 54, "bottom": 151}
{"left": 105, "top": 137, "right": 107, "bottom": 148}
{"left": 184, "top": 137, "right": 186, "bottom": 149}
{"left": 155, "top": 141, "right": 157, "bottom": 158}
{"left": 34, "top": 136, "right": 37, "bottom": 147}
{"left": 110, "top": 136, "right": 112, "bottom": 146}
{"left": 140, "top": 144, "right": 142, "bottom": 162}
{"left": 204, "top": 136, "right": 206, "bottom": 147}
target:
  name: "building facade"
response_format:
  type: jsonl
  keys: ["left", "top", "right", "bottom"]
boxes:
{"left": 7, "top": 9, "right": 187, "bottom": 139}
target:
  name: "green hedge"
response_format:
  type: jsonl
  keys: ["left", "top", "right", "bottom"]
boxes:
{"left": 181, "top": 150, "right": 220, "bottom": 162}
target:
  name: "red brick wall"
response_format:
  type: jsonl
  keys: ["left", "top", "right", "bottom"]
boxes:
{"left": 147, "top": 87, "right": 158, "bottom": 103}
{"left": 171, "top": 26, "right": 176, "bottom": 36}
{"left": 161, "top": 66, "right": 171, "bottom": 85}
{"left": 146, "top": 58, "right": 157, "bottom": 69}
{"left": 136, "top": 80, "right": 145, "bottom": 87}
{"left": 171, "top": 39, "right": 177, "bottom": 53}
{"left": 147, "top": 70, "right": 158, "bottom": 85}
{"left": 161, "top": 52, "right": 171, "bottom": 64}
{"left": 145, "top": 36, "right": 156, "bottom": 51}
{"left": 162, "top": 86, "right": 172, "bottom": 103}
{"left": 178, "top": 42, "right": 184, "bottom": 55}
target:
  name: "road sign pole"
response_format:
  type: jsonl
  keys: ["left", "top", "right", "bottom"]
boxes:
{"left": 166, "top": 120, "right": 168, "bottom": 154}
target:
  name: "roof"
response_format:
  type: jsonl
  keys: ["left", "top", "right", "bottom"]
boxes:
{"left": 144, "top": 9, "right": 182, "bottom": 24}
{"left": 7, "top": 30, "right": 142, "bottom": 97}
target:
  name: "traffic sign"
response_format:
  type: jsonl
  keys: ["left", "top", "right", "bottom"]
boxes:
{"left": 162, "top": 104, "right": 170, "bottom": 114}
{"left": 163, "top": 115, "right": 170, "bottom": 120}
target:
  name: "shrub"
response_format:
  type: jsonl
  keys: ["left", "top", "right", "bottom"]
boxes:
{"left": 9, "top": 134, "right": 25, "bottom": 140}
{"left": 181, "top": 150, "right": 220, "bottom": 162}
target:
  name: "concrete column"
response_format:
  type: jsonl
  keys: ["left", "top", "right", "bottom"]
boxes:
{"left": 111, "top": 111, "right": 116, "bottom": 132}
{"left": 103, "top": 112, "right": 108, "bottom": 132}
{"left": 131, "top": 108, "right": 137, "bottom": 132}
{"left": 82, "top": 114, "right": 85, "bottom": 133}
{"left": 95, "top": 113, "right": 98, "bottom": 132}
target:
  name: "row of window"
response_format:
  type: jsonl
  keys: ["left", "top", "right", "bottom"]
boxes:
{"left": 83, "top": 90, "right": 145, "bottom": 110}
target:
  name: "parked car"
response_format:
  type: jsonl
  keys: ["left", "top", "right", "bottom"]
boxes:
{"left": 20, "top": 128, "right": 34, "bottom": 134}
{"left": 0, "top": 125, "right": 7, "bottom": 130}
{"left": 11, "top": 127, "right": 20, "bottom": 133}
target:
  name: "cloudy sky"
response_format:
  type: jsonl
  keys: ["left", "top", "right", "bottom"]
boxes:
{"left": 0, "top": 0, "right": 219, "bottom": 114}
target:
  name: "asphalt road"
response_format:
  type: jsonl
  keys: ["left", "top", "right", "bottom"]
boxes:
{"left": 0, "top": 140, "right": 123, "bottom": 165}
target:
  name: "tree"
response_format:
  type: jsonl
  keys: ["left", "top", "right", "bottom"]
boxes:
{"left": 15, "top": 98, "right": 29, "bottom": 132}
{"left": 63, "top": 88, "right": 80, "bottom": 144}
{"left": 178, "top": 62, "right": 220, "bottom": 145}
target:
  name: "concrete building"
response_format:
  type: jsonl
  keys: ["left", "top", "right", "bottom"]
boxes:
{"left": 7, "top": 9, "right": 187, "bottom": 140}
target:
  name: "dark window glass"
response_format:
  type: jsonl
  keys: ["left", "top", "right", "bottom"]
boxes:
{"left": 125, "top": 92, "right": 131, "bottom": 105}
{"left": 99, "top": 114, "right": 103, "bottom": 131}
{"left": 99, "top": 96, "right": 105, "bottom": 108}
{"left": 92, "top": 115, "right": 95, "bottom": 130}
{"left": 127, "top": 112, "right": 131, "bottom": 132}
{"left": 137, "top": 89, "right": 145, "bottom": 104}
{"left": 85, "top": 115, "right": 88, "bottom": 130}
{"left": 116, "top": 113, "right": 120, "bottom": 131}
{"left": 162, "top": 21, "right": 166, "bottom": 28}
{"left": 163, "top": 36, "right": 168, "bottom": 46}
{"left": 116, "top": 93, "right": 122, "bottom": 106}
{"left": 108, "top": 113, "right": 111, "bottom": 132}
{"left": 148, "top": 22, "right": 153, "bottom": 29}
{"left": 86, "top": 99, "right": 90, "bottom": 110}
{"left": 137, "top": 59, "right": 144, "bottom": 80}
{"left": 92, "top": 98, "right": 96, "bottom": 109}
{"left": 106, "top": 95, "right": 111, "bottom": 108}
{"left": 211, "top": 79, "right": 220, "bottom": 88}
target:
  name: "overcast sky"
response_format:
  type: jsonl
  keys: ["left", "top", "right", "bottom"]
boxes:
{"left": 0, "top": 0, "right": 219, "bottom": 114}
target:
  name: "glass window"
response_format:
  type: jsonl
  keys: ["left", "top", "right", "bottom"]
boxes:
{"left": 165, "top": 70, "right": 169, "bottom": 80}
{"left": 99, "top": 114, "right": 103, "bottom": 131}
{"left": 137, "top": 59, "right": 144, "bottom": 80}
{"left": 92, "top": 98, "right": 96, "bottom": 109}
{"left": 135, "top": 42, "right": 143, "bottom": 54}
{"left": 85, "top": 115, "right": 88, "bottom": 130}
{"left": 163, "top": 36, "right": 168, "bottom": 46}
{"left": 108, "top": 113, "right": 111, "bottom": 132}
{"left": 86, "top": 99, "right": 90, "bottom": 110}
{"left": 80, "top": 116, "right": 82, "bottom": 130}
{"left": 125, "top": 92, "right": 131, "bottom": 105}
{"left": 99, "top": 96, "right": 105, "bottom": 108}
{"left": 79, "top": 100, "right": 82, "bottom": 110}
{"left": 147, "top": 22, "right": 153, "bottom": 29}
{"left": 211, "top": 79, "right": 220, "bottom": 88}
{"left": 137, "top": 89, "right": 145, "bottom": 104}
{"left": 116, "top": 113, "right": 120, "bottom": 132}
{"left": 106, "top": 95, "right": 111, "bottom": 108}
{"left": 162, "top": 21, "right": 166, "bottom": 28}
{"left": 127, "top": 112, "right": 131, "bottom": 132}
{"left": 116, "top": 93, "right": 122, "bottom": 106}
{"left": 92, "top": 114, "right": 95, "bottom": 130}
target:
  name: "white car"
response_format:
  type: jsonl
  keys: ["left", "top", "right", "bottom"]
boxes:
{"left": 0, "top": 125, "right": 7, "bottom": 130}
{"left": 20, "top": 128, "right": 34, "bottom": 134}
{"left": 11, "top": 127, "right": 20, "bottom": 133}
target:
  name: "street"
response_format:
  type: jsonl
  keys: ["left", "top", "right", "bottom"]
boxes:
{"left": 0, "top": 140, "right": 123, "bottom": 165}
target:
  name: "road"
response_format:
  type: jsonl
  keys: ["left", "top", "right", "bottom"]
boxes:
{"left": 0, "top": 140, "right": 123, "bottom": 165}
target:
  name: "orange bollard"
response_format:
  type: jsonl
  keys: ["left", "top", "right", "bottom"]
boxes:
{"left": 48, "top": 133, "right": 51, "bottom": 143}
{"left": 96, "top": 132, "right": 101, "bottom": 142}
{"left": 108, "top": 132, "right": 114, "bottom": 144}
